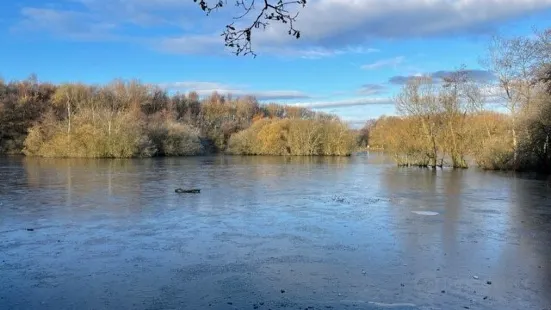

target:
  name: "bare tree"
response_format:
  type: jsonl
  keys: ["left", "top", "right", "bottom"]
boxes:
{"left": 396, "top": 76, "right": 442, "bottom": 167}
{"left": 535, "top": 28, "right": 551, "bottom": 65}
{"left": 480, "top": 33, "right": 540, "bottom": 165}
{"left": 52, "top": 84, "right": 91, "bottom": 136}
{"left": 440, "top": 70, "right": 468, "bottom": 168}
{"left": 194, "top": 0, "right": 307, "bottom": 56}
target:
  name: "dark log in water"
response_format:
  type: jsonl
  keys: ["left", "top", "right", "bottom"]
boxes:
{"left": 175, "top": 188, "right": 201, "bottom": 194}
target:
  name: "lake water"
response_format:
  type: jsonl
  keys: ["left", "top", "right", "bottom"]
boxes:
{"left": 1, "top": 154, "right": 550, "bottom": 310}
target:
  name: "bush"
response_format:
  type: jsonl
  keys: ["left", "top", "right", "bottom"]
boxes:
{"left": 161, "top": 122, "right": 203, "bottom": 156}
{"left": 24, "top": 109, "right": 156, "bottom": 158}
{"left": 474, "top": 136, "right": 515, "bottom": 170}
{"left": 227, "top": 118, "right": 355, "bottom": 156}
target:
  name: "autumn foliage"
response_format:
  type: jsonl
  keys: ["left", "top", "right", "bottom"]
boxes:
{"left": 228, "top": 118, "right": 356, "bottom": 156}
{"left": 0, "top": 77, "right": 354, "bottom": 158}
{"left": 365, "top": 28, "right": 550, "bottom": 173}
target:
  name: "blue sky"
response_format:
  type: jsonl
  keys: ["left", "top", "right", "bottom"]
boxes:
{"left": 1, "top": 0, "right": 551, "bottom": 127}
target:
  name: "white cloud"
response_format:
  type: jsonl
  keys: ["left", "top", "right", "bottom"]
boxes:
{"left": 159, "top": 81, "right": 310, "bottom": 100}
{"left": 357, "top": 84, "right": 387, "bottom": 95}
{"left": 361, "top": 56, "right": 405, "bottom": 70}
{"left": 262, "top": 46, "right": 380, "bottom": 59}
{"left": 251, "top": 90, "right": 311, "bottom": 100}
{"left": 290, "top": 97, "right": 394, "bottom": 109}
{"left": 388, "top": 69, "right": 496, "bottom": 84}
{"left": 155, "top": 35, "right": 379, "bottom": 58}
{"left": 263, "top": 0, "right": 551, "bottom": 45}
{"left": 157, "top": 34, "right": 224, "bottom": 55}
{"left": 75, "top": 0, "right": 199, "bottom": 27}
{"left": 12, "top": 8, "right": 118, "bottom": 40}
{"left": 159, "top": 81, "right": 236, "bottom": 90}
{"left": 13, "top": 0, "right": 551, "bottom": 56}
{"left": 154, "top": 0, "right": 551, "bottom": 55}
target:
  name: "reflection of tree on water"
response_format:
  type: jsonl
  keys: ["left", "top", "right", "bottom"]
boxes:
{"left": 3, "top": 154, "right": 551, "bottom": 309}
{"left": 22, "top": 157, "right": 179, "bottom": 216}
{"left": 381, "top": 168, "right": 478, "bottom": 275}
{"left": 439, "top": 169, "right": 465, "bottom": 260}
{"left": 379, "top": 166, "right": 551, "bottom": 305}
{"left": 509, "top": 174, "right": 551, "bottom": 303}
{"left": 226, "top": 155, "right": 352, "bottom": 167}
{"left": 380, "top": 167, "right": 444, "bottom": 290}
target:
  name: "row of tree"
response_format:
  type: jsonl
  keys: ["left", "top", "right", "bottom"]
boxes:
{"left": 364, "top": 28, "right": 551, "bottom": 172}
{"left": 0, "top": 77, "right": 351, "bottom": 157}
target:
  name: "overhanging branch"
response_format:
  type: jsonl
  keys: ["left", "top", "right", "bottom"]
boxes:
{"left": 194, "top": 0, "right": 307, "bottom": 57}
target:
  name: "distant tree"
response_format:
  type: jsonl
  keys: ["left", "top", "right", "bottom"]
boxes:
{"left": 194, "top": 0, "right": 307, "bottom": 56}
{"left": 357, "top": 119, "right": 376, "bottom": 148}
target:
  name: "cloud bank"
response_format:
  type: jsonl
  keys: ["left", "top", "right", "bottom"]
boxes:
{"left": 11, "top": 0, "right": 551, "bottom": 56}
{"left": 388, "top": 69, "right": 497, "bottom": 84}
{"left": 159, "top": 81, "right": 310, "bottom": 100}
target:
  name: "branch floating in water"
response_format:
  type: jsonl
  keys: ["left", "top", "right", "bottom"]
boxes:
{"left": 175, "top": 188, "right": 201, "bottom": 194}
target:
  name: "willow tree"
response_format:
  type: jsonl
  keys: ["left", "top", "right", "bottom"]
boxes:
{"left": 395, "top": 76, "right": 442, "bottom": 167}
{"left": 439, "top": 68, "right": 479, "bottom": 168}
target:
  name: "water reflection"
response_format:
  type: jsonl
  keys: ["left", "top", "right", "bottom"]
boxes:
{"left": 0, "top": 154, "right": 550, "bottom": 309}
{"left": 511, "top": 175, "right": 551, "bottom": 290}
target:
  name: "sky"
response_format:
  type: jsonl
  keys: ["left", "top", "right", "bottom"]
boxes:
{"left": 1, "top": 0, "right": 551, "bottom": 127}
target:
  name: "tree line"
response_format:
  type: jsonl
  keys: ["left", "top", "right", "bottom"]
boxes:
{"left": 0, "top": 77, "right": 355, "bottom": 157}
{"left": 364, "top": 28, "right": 551, "bottom": 172}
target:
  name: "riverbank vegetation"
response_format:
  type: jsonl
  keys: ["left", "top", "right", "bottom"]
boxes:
{"left": 2, "top": 28, "right": 549, "bottom": 172}
{"left": 364, "top": 28, "right": 551, "bottom": 172}
{"left": 0, "top": 78, "right": 352, "bottom": 157}
{"left": 228, "top": 118, "right": 356, "bottom": 156}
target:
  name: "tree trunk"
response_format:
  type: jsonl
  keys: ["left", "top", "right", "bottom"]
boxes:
{"left": 449, "top": 117, "right": 468, "bottom": 168}
{"left": 510, "top": 100, "right": 518, "bottom": 167}
{"left": 545, "top": 134, "right": 549, "bottom": 156}
{"left": 431, "top": 134, "right": 438, "bottom": 168}
{"left": 512, "top": 125, "right": 518, "bottom": 164}
{"left": 484, "top": 115, "right": 492, "bottom": 139}
{"left": 67, "top": 102, "right": 71, "bottom": 135}
{"left": 448, "top": 119, "right": 459, "bottom": 168}
{"left": 420, "top": 118, "right": 437, "bottom": 167}
{"left": 67, "top": 100, "right": 71, "bottom": 156}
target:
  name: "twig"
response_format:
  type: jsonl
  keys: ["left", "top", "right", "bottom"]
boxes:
{"left": 194, "top": 0, "right": 307, "bottom": 57}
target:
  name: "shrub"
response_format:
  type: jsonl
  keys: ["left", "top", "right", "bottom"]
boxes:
{"left": 474, "top": 136, "right": 515, "bottom": 170}
{"left": 227, "top": 118, "right": 355, "bottom": 156}
{"left": 161, "top": 122, "right": 203, "bottom": 156}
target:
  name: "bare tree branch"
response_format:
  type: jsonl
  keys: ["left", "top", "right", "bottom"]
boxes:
{"left": 194, "top": 0, "right": 307, "bottom": 57}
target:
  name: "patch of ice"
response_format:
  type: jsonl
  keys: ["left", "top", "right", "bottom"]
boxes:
{"left": 368, "top": 301, "right": 418, "bottom": 308}
{"left": 339, "top": 300, "right": 417, "bottom": 308}
{"left": 411, "top": 210, "right": 439, "bottom": 216}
